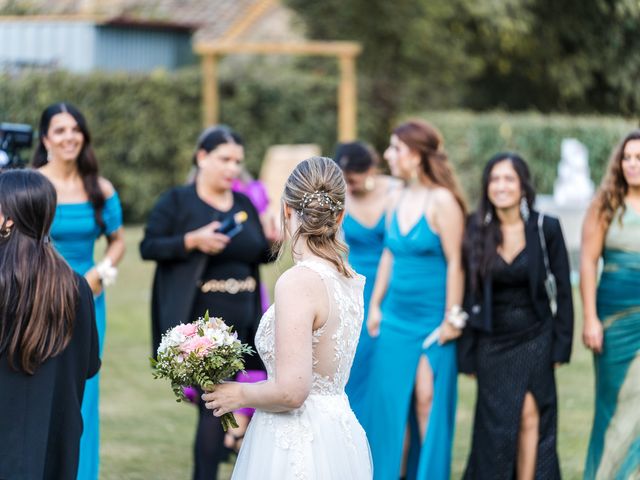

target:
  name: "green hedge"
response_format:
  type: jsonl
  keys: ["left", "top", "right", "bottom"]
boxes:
{"left": 0, "top": 64, "right": 339, "bottom": 222}
{"left": 415, "top": 111, "right": 637, "bottom": 205}
{"left": 1, "top": 65, "right": 636, "bottom": 222}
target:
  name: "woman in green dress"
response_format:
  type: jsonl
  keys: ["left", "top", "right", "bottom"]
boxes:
{"left": 580, "top": 129, "right": 640, "bottom": 479}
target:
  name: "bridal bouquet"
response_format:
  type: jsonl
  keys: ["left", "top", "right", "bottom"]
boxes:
{"left": 151, "top": 311, "right": 253, "bottom": 431}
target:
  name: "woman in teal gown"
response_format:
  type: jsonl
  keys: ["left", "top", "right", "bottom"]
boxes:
{"left": 581, "top": 130, "right": 640, "bottom": 480}
{"left": 33, "top": 103, "right": 125, "bottom": 480}
{"left": 335, "top": 142, "right": 399, "bottom": 424}
{"left": 365, "top": 120, "right": 466, "bottom": 479}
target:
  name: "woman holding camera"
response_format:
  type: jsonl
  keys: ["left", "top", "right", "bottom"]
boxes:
{"left": 140, "top": 126, "right": 273, "bottom": 480}
{"left": 33, "top": 102, "right": 124, "bottom": 480}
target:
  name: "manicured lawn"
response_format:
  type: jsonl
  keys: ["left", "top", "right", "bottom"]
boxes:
{"left": 100, "top": 227, "right": 592, "bottom": 479}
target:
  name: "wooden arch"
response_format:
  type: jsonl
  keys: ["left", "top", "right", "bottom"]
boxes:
{"left": 194, "top": 41, "right": 362, "bottom": 142}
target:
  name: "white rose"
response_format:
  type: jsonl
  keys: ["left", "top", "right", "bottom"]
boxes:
{"left": 167, "top": 328, "right": 187, "bottom": 347}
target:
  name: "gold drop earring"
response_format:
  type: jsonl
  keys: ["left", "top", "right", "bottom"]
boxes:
{"left": 364, "top": 176, "right": 375, "bottom": 192}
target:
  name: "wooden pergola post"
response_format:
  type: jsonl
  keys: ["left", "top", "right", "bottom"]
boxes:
{"left": 195, "top": 42, "right": 362, "bottom": 141}
{"left": 201, "top": 53, "right": 219, "bottom": 126}
{"left": 338, "top": 53, "right": 357, "bottom": 142}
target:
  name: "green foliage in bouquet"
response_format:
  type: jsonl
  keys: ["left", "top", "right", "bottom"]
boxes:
{"left": 150, "top": 311, "right": 254, "bottom": 431}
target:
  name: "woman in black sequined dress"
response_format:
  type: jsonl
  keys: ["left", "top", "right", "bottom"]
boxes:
{"left": 459, "top": 153, "right": 574, "bottom": 479}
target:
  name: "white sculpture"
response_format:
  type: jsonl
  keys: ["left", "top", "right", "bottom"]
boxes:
{"left": 553, "top": 138, "right": 595, "bottom": 207}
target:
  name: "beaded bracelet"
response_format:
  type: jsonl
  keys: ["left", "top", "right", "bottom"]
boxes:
{"left": 445, "top": 305, "right": 468, "bottom": 329}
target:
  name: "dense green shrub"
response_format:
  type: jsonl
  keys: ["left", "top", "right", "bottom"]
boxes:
{"left": 1, "top": 66, "right": 636, "bottom": 221}
{"left": 0, "top": 64, "right": 340, "bottom": 222}
{"left": 1, "top": 69, "right": 202, "bottom": 222}
{"left": 414, "top": 111, "right": 637, "bottom": 205}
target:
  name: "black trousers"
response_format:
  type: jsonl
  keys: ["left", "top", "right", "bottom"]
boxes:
{"left": 193, "top": 387, "right": 226, "bottom": 480}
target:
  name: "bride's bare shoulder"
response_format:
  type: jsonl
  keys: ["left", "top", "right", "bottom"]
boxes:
{"left": 274, "top": 264, "right": 325, "bottom": 299}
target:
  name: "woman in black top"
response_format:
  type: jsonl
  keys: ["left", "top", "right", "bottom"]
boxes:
{"left": 140, "top": 126, "right": 273, "bottom": 480}
{"left": 459, "top": 153, "right": 573, "bottom": 479}
{"left": 0, "top": 170, "right": 100, "bottom": 480}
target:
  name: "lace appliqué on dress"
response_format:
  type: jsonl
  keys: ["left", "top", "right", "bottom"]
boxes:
{"left": 248, "top": 260, "right": 367, "bottom": 479}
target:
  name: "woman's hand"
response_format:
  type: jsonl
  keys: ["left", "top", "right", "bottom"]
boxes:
{"left": 439, "top": 320, "right": 462, "bottom": 344}
{"left": 367, "top": 304, "right": 382, "bottom": 337}
{"left": 84, "top": 268, "right": 103, "bottom": 296}
{"left": 184, "top": 221, "right": 230, "bottom": 255}
{"left": 202, "top": 382, "right": 246, "bottom": 417}
{"left": 583, "top": 316, "right": 603, "bottom": 354}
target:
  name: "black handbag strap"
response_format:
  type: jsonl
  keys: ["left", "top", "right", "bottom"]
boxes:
{"left": 537, "top": 213, "right": 558, "bottom": 316}
{"left": 537, "top": 213, "right": 551, "bottom": 277}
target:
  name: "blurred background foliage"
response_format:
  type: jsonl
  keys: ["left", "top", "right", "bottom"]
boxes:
{"left": 2, "top": 0, "right": 639, "bottom": 221}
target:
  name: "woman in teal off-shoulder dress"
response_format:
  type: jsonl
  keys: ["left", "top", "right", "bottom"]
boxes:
{"left": 581, "top": 129, "right": 640, "bottom": 480}
{"left": 33, "top": 103, "right": 125, "bottom": 480}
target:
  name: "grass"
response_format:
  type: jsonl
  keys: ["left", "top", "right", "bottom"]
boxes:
{"left": 100, "top": 227, "right": 593, "bottom": 479}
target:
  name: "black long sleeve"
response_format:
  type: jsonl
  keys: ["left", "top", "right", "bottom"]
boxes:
{"left": 139, "top": 188, "right": 190, "bottom": 262}
{"left": 545, "top": 217, "right": 574, "bottom": 364}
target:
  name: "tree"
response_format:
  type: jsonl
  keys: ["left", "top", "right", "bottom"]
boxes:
{"left": 285, "top": 0, "right": 478, "bottom": 149}
{"left": 286, "top": 0, "right": 640, "bottom": 119}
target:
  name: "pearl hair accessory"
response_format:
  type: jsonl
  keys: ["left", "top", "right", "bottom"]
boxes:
{"left": 298, "top": 190, "right": 344, "bottom": 215}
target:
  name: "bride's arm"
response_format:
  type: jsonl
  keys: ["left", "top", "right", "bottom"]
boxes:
{"left": 202, "top": 267, "right": 317, "bottom": 414}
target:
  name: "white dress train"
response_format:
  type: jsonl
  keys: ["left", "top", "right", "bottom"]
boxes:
{"left": 231, "top": 260, "right": 373, "bottom": 479}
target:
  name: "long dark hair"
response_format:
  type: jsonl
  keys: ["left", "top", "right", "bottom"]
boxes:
{"left": 32, "top": 103, "right": 106, "bottom": 231}
{"left": 464, "top": 152, "right": 536, "bottom": 293}
{"left": 393, "top": 119, "right": 467, "bottom": 214}
{"left": 595, "top": 129, "right": 640, "bottom": 229}
{"left": 0, "top": 170, "right": 78, "bottom": 374}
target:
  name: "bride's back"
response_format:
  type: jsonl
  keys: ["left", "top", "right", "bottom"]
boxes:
{"left": 296, "top": 260, "right": 365, "bottom": 395}
{"left": 231, "top": 156, "right": 373, "bottom": 480}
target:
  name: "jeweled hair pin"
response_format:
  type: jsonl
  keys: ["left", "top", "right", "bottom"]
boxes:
{"left": 299, "top": 190, "right": 344, "bottom": 215}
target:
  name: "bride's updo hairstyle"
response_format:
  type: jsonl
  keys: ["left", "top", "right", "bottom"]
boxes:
{"left": 279, "top": 156, "right": 352, "bottom": 277}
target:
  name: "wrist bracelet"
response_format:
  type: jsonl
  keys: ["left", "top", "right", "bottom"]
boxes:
{"left": 445, "top": 305, "right": 468, "bottom": 329}
{"left": 96, "top": 258, "right": 118, "bottom": 286}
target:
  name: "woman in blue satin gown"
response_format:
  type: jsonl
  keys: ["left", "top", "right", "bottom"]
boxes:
{"left": 581, "top": 130, "right": 640, "bottom": 479}
{"left": 335, "top": 141, "right": 400, "bottom": 424}
{"left": 33, "top": 103, "right": 125, "bottom": 480}
{"left": 365, "top": 120, "right": 466, "bottom": 479}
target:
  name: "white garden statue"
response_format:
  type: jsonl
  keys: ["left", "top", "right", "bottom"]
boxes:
{"left": 553, "top": 138, "right": 595, "bottom": 207}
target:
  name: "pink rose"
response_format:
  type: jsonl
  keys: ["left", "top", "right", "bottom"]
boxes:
{"left": 175, "top": 323, "right": 198, "bottom": 337}
{"left": 181, "top": 336, "right": 213, "bottom": 356}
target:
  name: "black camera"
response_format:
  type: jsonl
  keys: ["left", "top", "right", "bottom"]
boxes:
{"left": 0, "top": 123, "right": 34, "bottom": 170}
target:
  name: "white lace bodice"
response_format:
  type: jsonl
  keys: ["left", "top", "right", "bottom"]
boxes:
{"left": 254, "top": 259, "right": 365, "bottom": 396}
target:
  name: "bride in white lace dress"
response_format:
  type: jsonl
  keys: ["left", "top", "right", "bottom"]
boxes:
{"left": 202, "top": 156, "right": 373, "bottom": 479}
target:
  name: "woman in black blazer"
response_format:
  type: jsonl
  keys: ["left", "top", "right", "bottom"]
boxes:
{"left": 458, "top": 153, "right": 573, "bottom": 480}
{"left": 140, "top": 126, "right": 273, "bottom": 480}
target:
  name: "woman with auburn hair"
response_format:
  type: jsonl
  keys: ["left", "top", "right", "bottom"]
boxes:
{"left": 33, "top": 102, "right": 124, "bottom": 480}
{"left": 202, "top": 156, "right": 372, "bottom": 479}
{"left": 364, "top": 119, "right": 466, "bottom": 479}
{"left": 0, "top": 170, "right": 100, "bottom": 480}
{"left": 581, "top": 130, "right": 640, "bottom": 479}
